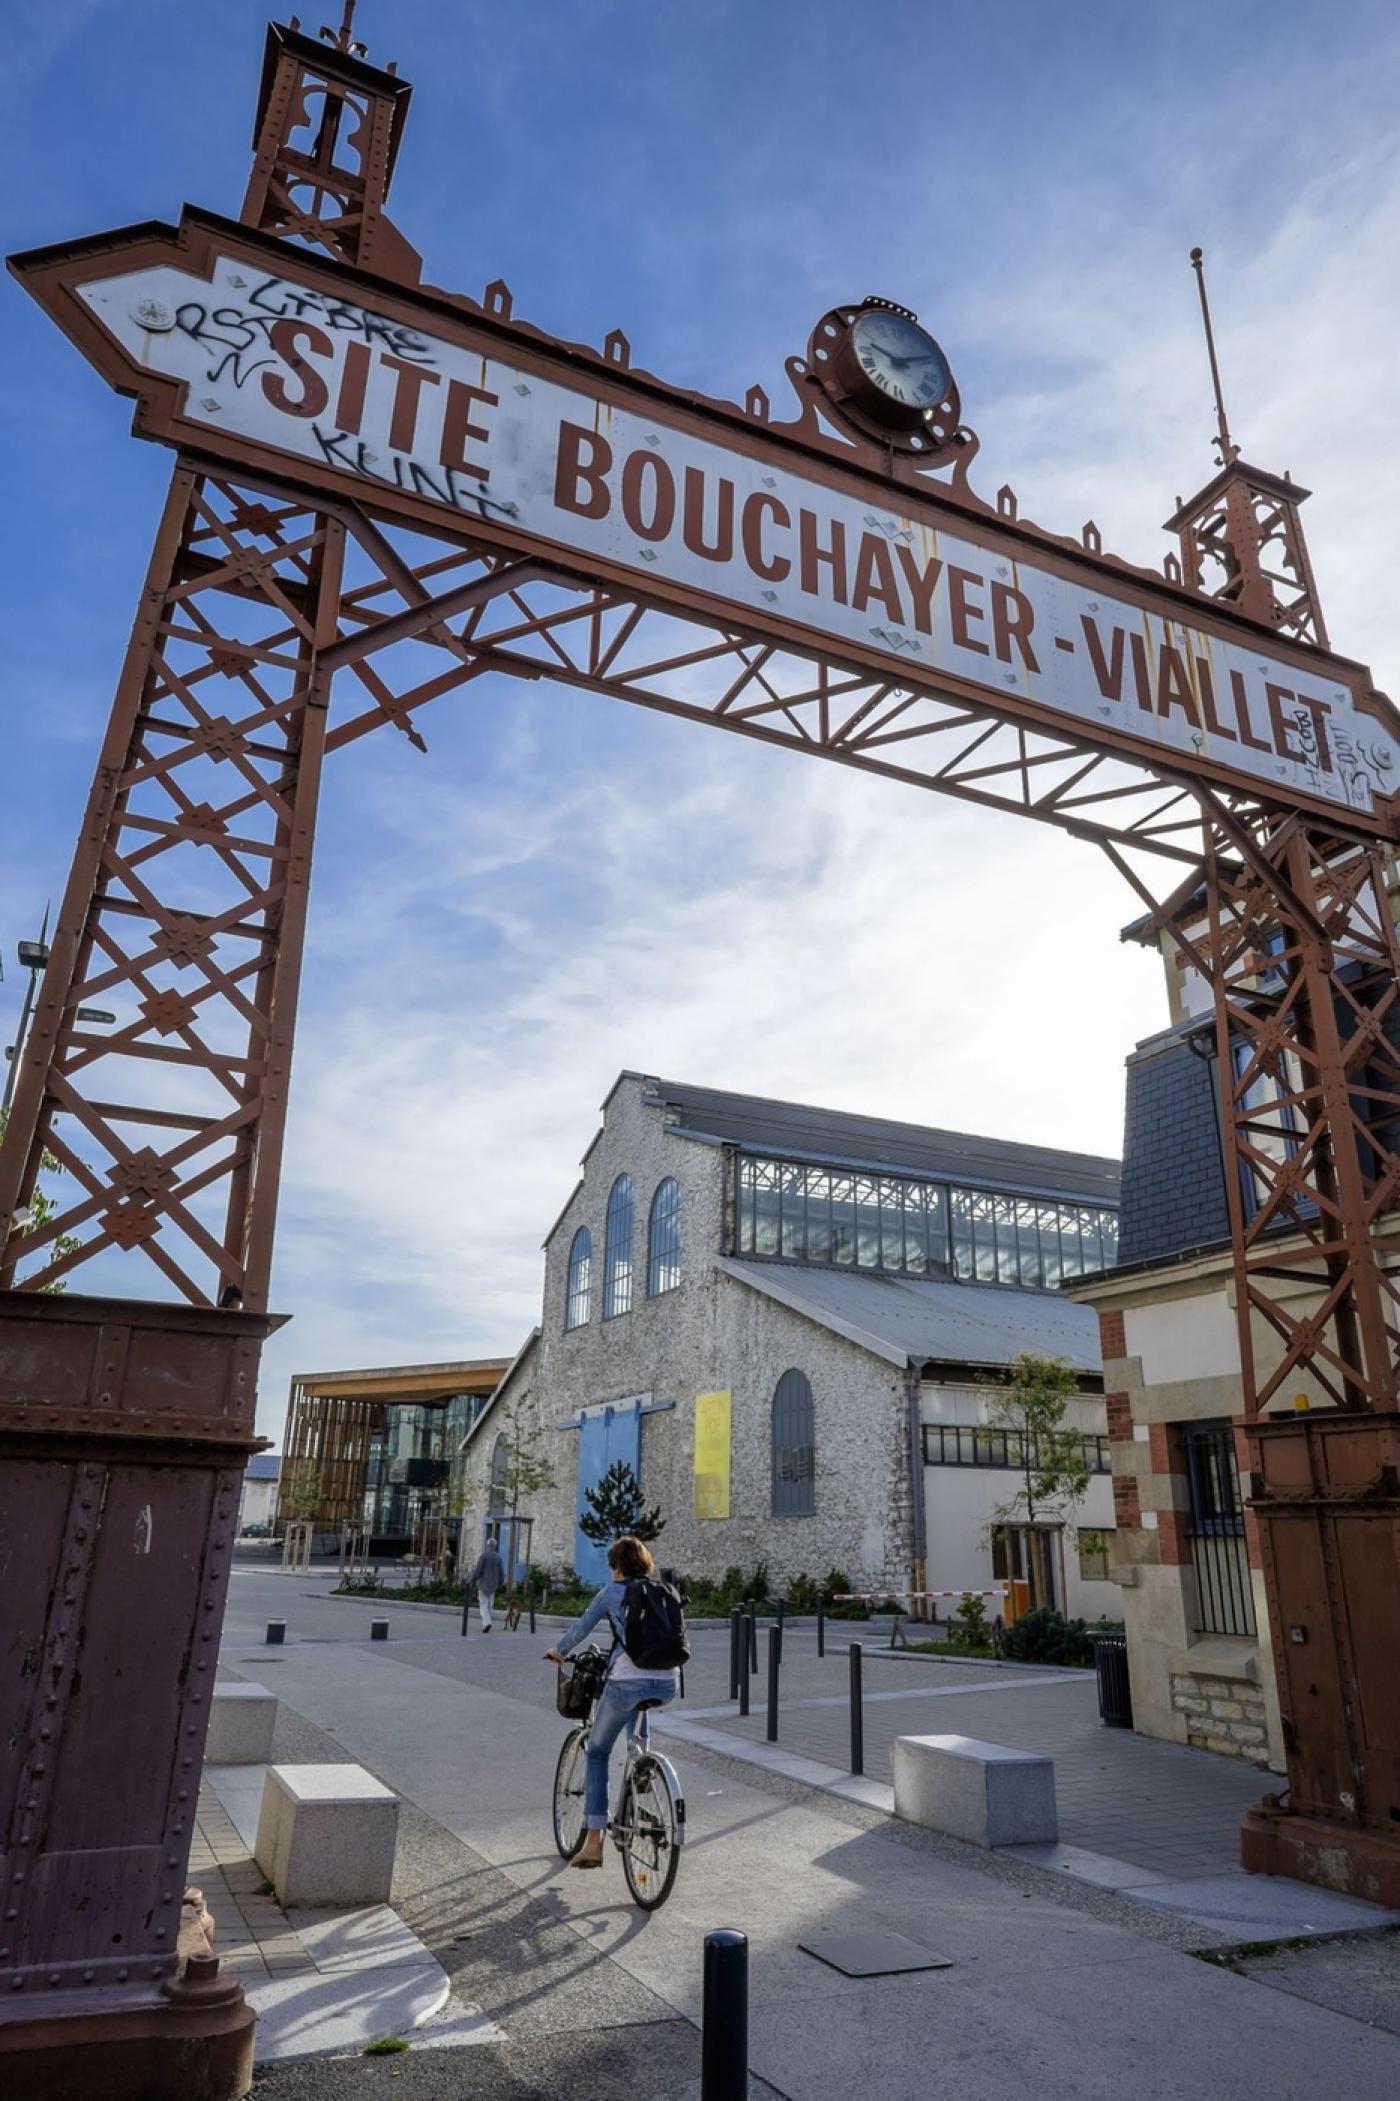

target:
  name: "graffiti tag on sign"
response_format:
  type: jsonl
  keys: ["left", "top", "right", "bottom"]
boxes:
{"left": 72, "top": 254, "right": 1400, "bottom": 818}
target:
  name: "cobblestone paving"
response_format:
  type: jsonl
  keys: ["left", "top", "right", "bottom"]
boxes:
{"left": 189, "top": 1785, "right": 317, "bottom": 1982}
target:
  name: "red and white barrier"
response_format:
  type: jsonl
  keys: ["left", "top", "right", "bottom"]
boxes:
{"left": 829, "top": 1588, "right": 1007, "bottom": 1604}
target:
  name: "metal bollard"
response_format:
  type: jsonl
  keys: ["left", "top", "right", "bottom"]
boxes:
{"left": 849, "top": 1642, "right": 864, "bottom": 1776}
{"left": 702, "top": 1928, "right": 749, "bottom": 2101}
{"left": 738, "top": 1645, "right": 750, "bottom": 1718}
{"left": 776, "top": 1597, "right": 785, "bottom": 1651}
{"left": 766, "top": 1625, "right": 782, "bottom": 1742}
{"left": 729, "top": 1607, "right": 741, "bottom": 1700}
{"left": 460, "top": 1594, "right": 470, "bottom": 1637}
{"left": 817, "top": 1594, "right": 825, "bottom": 1658}
{"left": 528, "top": 1584, "right": 536, "bottom": 1635}
{"left": 265, "top": 1618, "right": 285, "bottom": 1645}
{"left": 747, "top": 1603, "right": 758, "bottom": 1675}
{"left": 370, "top": 1618, "right": 389, "bottom": 1641}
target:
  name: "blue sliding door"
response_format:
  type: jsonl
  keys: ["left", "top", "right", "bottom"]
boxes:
{"left": 573, "top": 1401, "right": 642, "bottom": 1586}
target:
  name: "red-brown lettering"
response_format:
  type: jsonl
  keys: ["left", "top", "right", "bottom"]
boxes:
{"left": 851, "top": 532, "right": 902, "bottom": 621}
{"left": 1082, "top": 617, "right": 1125, "bottom": 699}
{"left": 554, "top": 421, "right": 612, "bottom": 519}
{"left": 894, "top": 545, "right": 942, "bottom": 634}
{"left": 1156, "top": 644, "right": 1199, "bottom": 724}
{"left": 381, "top": 353, "right": 441, "bottom": 452}
{"left": 334, "top": 338, "right": 371, "bottom": 433}
{"left": 1195, "top": 657, "right": 1236, "bottom": 742}
{"left": 798, "top": 511, "right": 847, "bottom": 601}
{"left": 682, "top": 467, "right": 734, "bottom": 562}
{"left": 991, "top": 582, "right": 1039, "bottom": 672}
{"left": 947, "top": 567, "right": 988, "bottom": 655}
{"left": 262, "top": 319, "right": 332, "bottom": 418}
{"left": 1130, "top": 633, "right": 1154, "bottom": 712}
{"left": 741, "top": 491, "right": 790, "bottom": 582}
{"left": 1232, "top": 670, "right": 1272, "bottom": 751}
{"left": 440, "top": 379, "right": 498, "bottom": 481}
{"left": 621, "top": 452, "right": 676, "bottom": 541}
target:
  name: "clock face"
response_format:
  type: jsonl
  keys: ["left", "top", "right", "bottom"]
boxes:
{"left": 848, "top": 309, "right": 952, "bottom": 414}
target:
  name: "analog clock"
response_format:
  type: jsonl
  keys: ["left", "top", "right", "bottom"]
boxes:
{"left": 842, "top": 308, "right": 953, "bottom": 421}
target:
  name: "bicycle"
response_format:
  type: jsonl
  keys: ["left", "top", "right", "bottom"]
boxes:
{"left": 551, "top": 1648, "right": 686, "bottom": 1910}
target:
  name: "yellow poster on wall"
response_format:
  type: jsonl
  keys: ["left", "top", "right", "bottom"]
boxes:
{"left": 693, "top": 1390, "right": 732, "bottom": 1519}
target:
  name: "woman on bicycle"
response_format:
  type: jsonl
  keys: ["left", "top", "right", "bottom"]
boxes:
{"left": 543, "top": 1535, "right": 678, "bottom": 1868}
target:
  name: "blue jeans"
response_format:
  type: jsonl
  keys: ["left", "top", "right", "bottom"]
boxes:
{"left": 584, "top": 1677, "right": 676, "bottom": 1829}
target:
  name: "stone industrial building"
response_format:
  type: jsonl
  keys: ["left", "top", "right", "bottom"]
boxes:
{"left": 458, "top": 1073, "right": 1121, "bottom": 1614}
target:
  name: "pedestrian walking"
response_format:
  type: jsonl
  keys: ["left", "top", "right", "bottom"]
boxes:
{"left": 464, "top": 1537, "right": 506, "bottom": 1632}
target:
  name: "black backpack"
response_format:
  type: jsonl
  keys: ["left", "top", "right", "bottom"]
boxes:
{"left": 621, "top": 1577, "right": 690, "bottom": 1670}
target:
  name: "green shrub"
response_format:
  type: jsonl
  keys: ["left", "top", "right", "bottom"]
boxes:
{"left": 786, "top": 1571, "right": 818, "bottom": 1612}
{"left": 821, "top": 1566, "right": 869, "bottom": 1619}
{"left": 947, "top": 1592, "right": 990, "bottom": 1651}
{"left": 747, "top": 1560, "right": 770, "bottom": 1601}
{"left": 1000, "top": 1607, "right": 1094, "bottom": 1667}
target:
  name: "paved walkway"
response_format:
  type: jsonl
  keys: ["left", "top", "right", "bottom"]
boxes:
{"left": 222, "top": 1570, "right": 1400, "bottom": 2100}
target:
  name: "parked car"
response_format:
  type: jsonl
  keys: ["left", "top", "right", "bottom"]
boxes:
{"left": 241, "top": 1521, "right": 271, "bottom": 1538}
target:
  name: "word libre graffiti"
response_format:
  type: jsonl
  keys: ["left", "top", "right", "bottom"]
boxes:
{"left": 72, "top": 248, "right": 1400, "bottom": 819}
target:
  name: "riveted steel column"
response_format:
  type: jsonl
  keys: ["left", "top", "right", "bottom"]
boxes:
{"left": 0, "top": 1289, "right": 280, "bottom": 2099}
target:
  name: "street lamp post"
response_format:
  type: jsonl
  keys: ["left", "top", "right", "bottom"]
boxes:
{"left": 3, "top": 917, "right": 115, "bottom": 1121}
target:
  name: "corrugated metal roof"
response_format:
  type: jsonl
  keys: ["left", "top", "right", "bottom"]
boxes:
{"left": 717, "top": 1256, "right": 1103, "bottom": 1373}
{"left": 646, "top": 1076, "right": 1120, "bottom": 1205}
{"left": 244, "top": 1454, "right": 281, "bottom": 1480}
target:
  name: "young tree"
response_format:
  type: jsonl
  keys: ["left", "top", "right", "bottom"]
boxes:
{"left": 578, "top": 1460, "right": 665, "bottom": 1549}
{"left": 278, "top": 1459, "right": 324, "bottom": 1526}
{"left": 0, "top": 1107, "right": 80, "bottom": 1291}
{"left": 492, "top": 1394, "right": 556, "bottom": 1526}
{"left": 984, "top": 1351, "right": 1092, "bottom": 1612}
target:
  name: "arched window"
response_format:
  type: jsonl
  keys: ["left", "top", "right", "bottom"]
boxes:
{"left": 488, "top": 1433, "right": 509, "bottom": 1516}
{"left": 565, "top": 1226, "right": 592, "bottom": 1329}
{"left": 647, "top": 1177, "right": 681, "bottom": 1296}
{"left": 603, "top": 1174, "right": 634, "bottom": 1319}
{"left": 771, "top": 1369, "right": 816, "bottom": 1517}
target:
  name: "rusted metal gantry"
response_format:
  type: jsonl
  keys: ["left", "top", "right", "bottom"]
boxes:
{"left": 3, "top": 12, "right": 1400, "bottom": 2092}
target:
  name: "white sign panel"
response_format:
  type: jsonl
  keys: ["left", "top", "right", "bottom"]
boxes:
{"left": 80, "top": 257, "right": 1400, "bottom": 817}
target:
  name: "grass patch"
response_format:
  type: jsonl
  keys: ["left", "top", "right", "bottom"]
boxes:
{"left": 364, "top": 2035, "right": 410, "bottom": 2055}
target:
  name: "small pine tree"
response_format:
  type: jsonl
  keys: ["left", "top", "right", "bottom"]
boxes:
{"left": 578, "top": 1461, "right": 665, "bottom": 1548}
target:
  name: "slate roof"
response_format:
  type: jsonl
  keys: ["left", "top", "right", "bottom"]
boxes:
{"left": 244, "top": 1453, "right": 281, "bottom": 1480}
{"left": 1115, "top": 1026, "right": 1231, "bottom": 1268}
{"left": 717, "top": 1256, "right": 1103, "bottom": 1374}
{"left": 643, "top": 1076, "right": 1120, "bottom": 1206}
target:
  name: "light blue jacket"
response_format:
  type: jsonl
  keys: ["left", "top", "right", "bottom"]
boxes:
{"left": 556, "top": 1579, "right": 628, "bottom": 1659}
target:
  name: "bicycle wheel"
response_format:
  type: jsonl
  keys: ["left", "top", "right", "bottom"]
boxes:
{"left": 619, "top": 1755, "right": 682, "bottom": 1910}
{"left": 552, "top": 1727, "right": 588, "bottom": 1859}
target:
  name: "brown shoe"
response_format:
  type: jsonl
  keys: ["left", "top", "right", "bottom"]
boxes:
{"left": 569, "top": 1839, "right": 605, "bottom": 1869}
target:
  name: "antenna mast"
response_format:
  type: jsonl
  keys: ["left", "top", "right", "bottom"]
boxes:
{"left": 1190, "top": 246, "right": 1236, "bottom": 467}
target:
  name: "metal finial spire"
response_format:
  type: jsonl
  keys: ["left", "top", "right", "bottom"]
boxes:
{"left": 1190, "top": 246, "right": 1237, "bottom": 468}
{"left": 320, "top": 1, "right": 367, "bottom": 55}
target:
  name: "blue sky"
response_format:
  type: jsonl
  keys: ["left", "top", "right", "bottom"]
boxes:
{"left": 5, "top": 0, "right": 1400, "bottom": 1445}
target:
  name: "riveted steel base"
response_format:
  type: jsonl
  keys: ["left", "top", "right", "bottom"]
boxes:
{"left": 0, "top": 1291, "right": 278, "bottom": 2101}
{"left": 0, "top": 1968, "right": 254, "bottom": 2101}
{"left": 1241, "top": 1803, "right": 1400, "bottom": 1911}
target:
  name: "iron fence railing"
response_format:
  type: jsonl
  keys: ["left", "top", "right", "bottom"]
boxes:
{"left": 1185, "top": 1422, "right": 1257, "bottom": 1637}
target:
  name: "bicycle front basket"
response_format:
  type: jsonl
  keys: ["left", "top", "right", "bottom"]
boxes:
{"left": 556, "top": 1647, "right": 609, "bottom": 1719}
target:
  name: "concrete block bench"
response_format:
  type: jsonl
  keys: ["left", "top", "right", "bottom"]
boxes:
{"left": 205, "top": 1681, "right": 278, "bottom": 1765}
{"left": 892, "top": 1733, "right": 1057, "bottom": 1848}
{"left": 254, "top": 1763, "right": 399, "bottom": 1907}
